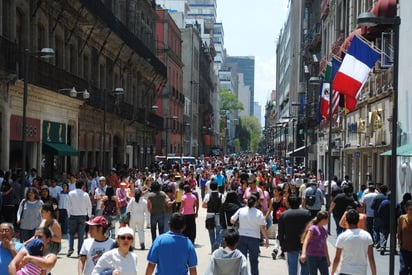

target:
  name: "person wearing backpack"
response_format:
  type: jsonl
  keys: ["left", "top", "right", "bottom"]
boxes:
{"left": 302, "top": 179, "right": 324, "bottom": 219}
{"left": 202, "top": 180, "right": 223, "bottom": 252}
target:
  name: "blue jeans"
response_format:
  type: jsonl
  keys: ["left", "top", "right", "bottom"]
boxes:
{"left": 68, "top": 215, "right": 87, "bottom": 254}
{"left": 150, "top": 212, "right": 165, "bottom": 242}
{"left": 238, "top": 235, "right": 260, "bottom": 275}
{"left": 287, "top": 251, "right": 309, "bottom": 275}
{"left": 400, "top": 249, "right": 412, "bottom": 275}
{"left": 307, "top": 255, "right": 328, "bottom": 275}
{"left": 207, "top": 214, "right": 222, "bottom": 252}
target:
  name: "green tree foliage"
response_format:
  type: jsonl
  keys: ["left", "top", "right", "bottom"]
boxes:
{"left": 239, "top": 116, "right": 262, "bottom": 152}
{"left": 220, "top": 88, "right": 244, "bottom": 113}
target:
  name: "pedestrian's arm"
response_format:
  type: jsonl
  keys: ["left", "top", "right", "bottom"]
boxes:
{"left": 147, "top": 198, "right": 152, "bottom": 213}
{"left": 329, "top": 201, "right": 336, "bottom": 213}
{"left": 331, "top": 247, "right": 342, "bottom": 275}
{"left": 189, "top": 266, "right": 197, "bottom": 275}
{"left": 264, "top": 199, "right": 273, "bottom": 220}
{"left": 78, "top": 255, "right": 86, "bottom": 275}
{"left": 145, "top": 262, "right": 156, "bottom": 275}
{"left": 300, "top": 230, "right": 312, "bottom": 263}
{"left": 23, "top": 253, "right": 57, "bottom": 270}
{"left": 367, "top": 244, "right": 376, "bottom": 275}
{"left": 339, "top": 212, "right": 348, "bottom": 229}
{"left": 8, "top": 248, "right": 28, "bottom": 274}
{"left": 260, "top": 225, "right": 269, "bottom": 248}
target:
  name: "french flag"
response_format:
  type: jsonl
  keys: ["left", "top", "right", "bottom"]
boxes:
{"left": 332, "top": 35, "right": 380, "bottom": 99}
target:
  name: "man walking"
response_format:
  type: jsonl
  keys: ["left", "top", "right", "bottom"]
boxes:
{"left": 67, "top": 180, "right": 92, "bottom": 257}
{"left": 332, "top": 209, "right": 376, "bottom": 275}
{"left": 145, "top": 212, "right": 198, "bottom": 275}
{"left": 278, "top": 195, "right": 311, "bottom": 275}
{"left": 302, "top": 179, "right": 324, "bottom": 219}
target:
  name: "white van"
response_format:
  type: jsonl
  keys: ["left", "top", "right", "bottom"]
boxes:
{"left": 167, "top": 156, "right": 196, "bottom": 168}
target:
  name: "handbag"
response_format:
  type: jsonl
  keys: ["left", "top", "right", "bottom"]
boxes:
{"left": 275, "top": 206, "right": 287, "bottom": 220}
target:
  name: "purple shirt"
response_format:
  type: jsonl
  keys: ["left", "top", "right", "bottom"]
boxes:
{"left": 306, "top": 225, "right": 328, "bottom": 256}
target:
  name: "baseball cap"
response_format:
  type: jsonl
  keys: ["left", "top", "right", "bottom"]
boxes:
{"left": 117, "top": 226, "right": 134, "bottom": 237}
{"left": 26, "top": 238, "right": 44, "bottom": 256}
{"left": 120, "top": 182, "right": 127, "bottom": 186}
{"left": 41, "top": 185, "right": 49, "bottom": 190}
{"left": 85, "top": 216, "right": 109, "bottom": 228}
{"left": 99, "top": 176, "right": 106, "bottom": 181}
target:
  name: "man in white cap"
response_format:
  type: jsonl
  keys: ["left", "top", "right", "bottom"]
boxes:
{"left": 94, "top": 177, "right": 107, "bottom": 216}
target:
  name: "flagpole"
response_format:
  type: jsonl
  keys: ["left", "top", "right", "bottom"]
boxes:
{"left": 327, "top": 80, "right": 333, "bottom": 234}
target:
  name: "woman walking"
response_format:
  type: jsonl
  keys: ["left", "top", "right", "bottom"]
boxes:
{"left": 16, "top": 187, "right": 43, "bottom": 242}
{"left": 126, "top": 188, "right": 148, "bottom": 250}
{"left": 101, "top": 186, "right": 121, "bottom": 238}
{"left": 180, "top": 184, "right": 199, "bottom": 244}
{"left": 231, "top": 194, "right": 269, "bottom": 275}
{"left": 300, "top": 210, "right": 330, "bottom": 275}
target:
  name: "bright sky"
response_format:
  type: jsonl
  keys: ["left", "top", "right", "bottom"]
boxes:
{"left": 217, "top": 0, "right": 289, "bottom": 120}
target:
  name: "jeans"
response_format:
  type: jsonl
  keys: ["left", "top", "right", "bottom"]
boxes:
{"left": 58, "top": 209, "right": 68, "bottom": 234}
{"left": 400, "top": 249, "right": 412, "bottom": 275}
{"left": 183, "top": 214, "right": 196, "bottom": 244}
{"left": 150, "top": 212, "right": 165, "bottom": 242}
{"left": 287, "top": 251, "right": 309, "bottom": 275}
{"left": 333, "top": 215, "right": 344, "bottom": 236}
{"left": 19, "top": 229, "right": 35, "bottom": 243}
{"left": 68, "top": 215, "right": 87, "bottom": 254}
{"left": 307, "top": 255, "right": 328, "bottom": 275}
{"left": 207, "top": 214, "right": 222, "bottom": 252}
{"left": 238, "top": 235, "right": 260, "bottom": 275}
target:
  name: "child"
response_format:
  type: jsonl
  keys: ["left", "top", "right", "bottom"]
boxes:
{"left": 16, "top": 239, "right": 44, "bottom": 275}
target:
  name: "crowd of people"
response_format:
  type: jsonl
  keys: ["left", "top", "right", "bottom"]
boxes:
{"left": 0, "top": 154, "right": 411, "bottom": 274}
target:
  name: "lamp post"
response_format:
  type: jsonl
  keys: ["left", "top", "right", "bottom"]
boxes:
{"left": 357, "top": 12, "right": 400, "bottom": 275}
{"left": 59, "top": 87, "right": 90, "bottom": 99}
{"left": 165, "top": 116, "right": 178, "bottom": 156}
{"left": 102, "top": 87, "right": 124, "bottom": 174}
{"left": 21, "top": 48, "right": 54, "bottom": 192}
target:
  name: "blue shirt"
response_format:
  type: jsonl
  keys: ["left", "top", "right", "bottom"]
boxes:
{"left": 0, "top": 240, "right": 24, "bottom": 274}
{"left": 147, "top": 231, "right": 197, "bottom": 275}
{"left": 215, "top": 174, "right": 226, "bottom": 187}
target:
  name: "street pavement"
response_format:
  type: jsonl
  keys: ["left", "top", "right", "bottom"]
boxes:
{"left": 51, "top": 203, "right": 399, "bottom": 274}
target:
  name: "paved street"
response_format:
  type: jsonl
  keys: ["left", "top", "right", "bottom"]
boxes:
{"left": 51, "top": 203, "right": 399, "bottom": 274}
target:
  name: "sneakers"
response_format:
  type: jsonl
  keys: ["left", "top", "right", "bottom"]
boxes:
{"left": 277, "top": 252, "right": 285, "bottom": 260}
{"left": 272, "top": 249, "right": 278, "bottom": 260}
{"left": 66, "top": 250, "right": 74, "bottom": 257}
{"left": 140, "top": 243, "right": 145, "bottom": 250}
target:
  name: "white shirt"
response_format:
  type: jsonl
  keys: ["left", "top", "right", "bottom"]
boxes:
{"left": 126, "top": 197, "right": 148, "bottom": 219}
{"left": 80, "top": 237, "right": 115, "bottom": 275}
{"left": 231, "top": 206, "right": 266, "bottom": 239}
{"left": 49, "top": 185, "right": 62, "bottom": 198}
{"left": 92, "top": 248, "right": 138, "bottom": 275}
{"left": 336, "top": 228, "right": 373, "bottom": 275}
{"left": 67, "top": 189, "right": 92, "bottom": 217}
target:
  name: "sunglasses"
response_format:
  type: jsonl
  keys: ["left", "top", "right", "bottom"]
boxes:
{"left": 119, "top": 235, "right": 133, "bottom": 240}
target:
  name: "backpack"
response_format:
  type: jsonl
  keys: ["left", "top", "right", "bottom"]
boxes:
{"left": 207, "top": 192, "right": 222, "bottom": 213}
{"left": 305, "top": 187, "right": 317, "bottom": 207}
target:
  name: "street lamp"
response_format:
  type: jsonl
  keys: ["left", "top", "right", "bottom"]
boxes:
{"left": 357, "top": 12, "right": 400, "bottom": 275}
{"left": 59, "top": 87, "right": 90, "bottom": 99}
{"left": 102, "top": 87, "right": 124, "bottom": 173}
{"left": 165, "top": 116, "right": 178, "bottom": 156}
{"left": 21, "top": 48, "right": 54, "bottom": 192}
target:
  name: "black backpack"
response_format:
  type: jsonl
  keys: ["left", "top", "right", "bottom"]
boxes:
{"left": 305, "top": 187, "right": 317, "bottom": 206}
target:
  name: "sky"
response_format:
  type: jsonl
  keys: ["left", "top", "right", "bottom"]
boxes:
{"left": 217, "top": 0, "right": 289, "bottom": 119}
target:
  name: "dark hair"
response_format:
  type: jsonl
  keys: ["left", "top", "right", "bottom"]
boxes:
{"left": 406, "top": 200, "right": 412, "bottom": 208}
{"left": 41, "top": 203, "right": 55, "bottom": 214}
{"left": 134, "top": 188, "right": 142, "bottom": 203}
{"left": 25, "top": 187, "right": 40, "bottom": 200}
{"left": 247, "top": 195, "right": 258, "bottom": 208}
{"left": 223, "top": 228, "right": 240, "bottom": 248}
{"left": 183, "top": 184, "right": 191, "bottom": 193}
{"left": 380, "top": 185, "right": 388, "bottom": 195}
{"left": 288, "top": 195, "right": 300, "bottom": 209}
{"left": 151, "top": 181, "right": 161, "bottom": 192}
{"left": 209, "top": 181, "right": 218, "bottom": 191}
{"left": 105, "top": 186, "right": 115, "bottom": 200}
{"left": 35, "top": 227, "right": 52, "bottom": 239}
{"left": 169, "top": 212, "right": 186, "bottom": 231}
{"left": 75, "top": 180, "right": 84, "bottom": 189}
{"left": 224, "top": 191, "right": 241, "bottom": 205}
{"left": 346, "top": 209, "right": 360, "bottom": 226}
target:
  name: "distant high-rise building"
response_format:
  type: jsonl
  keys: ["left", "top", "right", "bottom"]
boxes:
{"left": 225, "top": 56, "right": 255, "bottom": 116}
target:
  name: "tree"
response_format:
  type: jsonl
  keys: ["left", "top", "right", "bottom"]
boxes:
{"left": 239, "top": 116, "right": 262, "bottom": 152}
{"left": 220, "top": 88, "right": 244, "bottom": 113}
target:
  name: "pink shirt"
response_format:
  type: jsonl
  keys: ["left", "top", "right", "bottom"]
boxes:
{"left": 181, "top": 192, "right": 197, "bottom": 215}
{"left": 243, "top": 186, "right": 264, "bottom": 201}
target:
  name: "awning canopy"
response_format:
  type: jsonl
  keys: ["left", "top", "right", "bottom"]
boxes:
{"left": 380, "top": 144, "right": 412, "bottom": 157}
{"left": 287, "top": 146, "right": 306, "bottom": 157}
{"left": 43, "top": 142, "right": 80, "bottom": 156}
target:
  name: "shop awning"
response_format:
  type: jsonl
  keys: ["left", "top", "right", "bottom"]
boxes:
{"left": 380, "top": 144, "right": 412, "bottom": 157}
{"left": 43, "top": 142, "right": 80, "bottom": 156}
{"left": 287, "top": 146, "right": 307, "bottom": 157}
